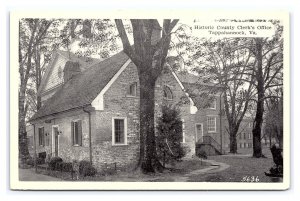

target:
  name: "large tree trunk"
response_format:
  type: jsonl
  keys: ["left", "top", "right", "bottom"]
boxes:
{"left": 252, "top": 38, "right": 264, "bottom": 158}
{"left": 139, "top": 72, "right": 163, "bottom": 173}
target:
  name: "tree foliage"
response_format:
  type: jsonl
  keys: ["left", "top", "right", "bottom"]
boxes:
{"left": 156, "top": 105, "right": 185, "bottom": 167}
{"left": 19, "top": 18, "right": 120, "bottom": 163}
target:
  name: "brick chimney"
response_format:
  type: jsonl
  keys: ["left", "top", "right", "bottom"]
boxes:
{"left": 63, "top": 61, "right": 81, "bottom": 82}
{"left": 150, "top": 20, "right": 162, "bottom": 45}
{"left": 143, "top": 20, "right": 162, "bottom": 45}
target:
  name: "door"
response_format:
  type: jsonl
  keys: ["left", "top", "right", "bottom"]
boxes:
{"left": 53, "top": 126, "right": 59, "bottom": 157}
{"left": 195, "top": 124, "right": 203, "bottom": 143}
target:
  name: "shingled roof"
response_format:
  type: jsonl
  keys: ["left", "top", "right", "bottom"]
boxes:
{"left": 56, "top": 50, "right": 101, "bottom": 71}
{"left": 175, "top": 71, "right": 224, "bottom": 109}
{"left": 30, "top": 51, "right": 130, "bottom": 121}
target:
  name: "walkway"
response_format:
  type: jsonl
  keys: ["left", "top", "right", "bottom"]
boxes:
{"left": 19, "top": 168, "right": 62, "bottom": 181}
{"left": 173, "top": 159, "right": 230, "bottom": 182}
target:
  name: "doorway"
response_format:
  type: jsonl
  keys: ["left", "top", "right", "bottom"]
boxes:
{"left": 195, "top": 123, "right": 203, "bottom": 143}
{"left": 52, "top": 126, "right": 59, "bottom": 157}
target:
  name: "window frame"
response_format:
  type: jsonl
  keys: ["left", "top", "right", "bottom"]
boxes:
{"left": 208, "top": 97, "right": 217, "bottom": 110}
{"left": 71, "top": 119, "right": 82, "bottom": 146}
{"left": 207, "top": 116, "right": 217, "bottom": 133}
{"left": 127, "top": 82, "right": 137, "bottom": 97}
{"left": 248, "top": 122, "right": 252, "bottom": 128}
{"left": 163, "top": 85, "right": 173, "bottom": 100}
{"left": 38, "top": 127, "right": 45, "bottom": 146}
{"left": 112, "top": 117, "right": 128, "bottom": 146}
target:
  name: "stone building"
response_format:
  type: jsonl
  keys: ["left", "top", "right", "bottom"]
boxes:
{"left": 29, "top": 47, "right": 200, "bottom": 170}
{"left": 29, "top": 22, "right": 233, "bottom": 170}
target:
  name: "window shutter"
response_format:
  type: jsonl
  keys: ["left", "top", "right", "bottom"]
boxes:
{"left": 78, "top": 120, "right": 82, "bottom": 146}
{"left": 71, "top": 121, "right": 74, "bottom": 145}
{"left": 42, "top": 127, "right": 45, "bottom": 146}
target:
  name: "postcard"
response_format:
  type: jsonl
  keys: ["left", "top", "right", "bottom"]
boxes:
{"left": 10, "top": 10, "right": 290, "bottom": 190}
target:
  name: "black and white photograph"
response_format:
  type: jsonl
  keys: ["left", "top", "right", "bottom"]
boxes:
{"left": 10, "top": 10, "right": 290, "bottom": 190}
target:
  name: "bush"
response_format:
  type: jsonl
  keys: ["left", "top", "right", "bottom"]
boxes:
{"left": 62, "top": 162, "right": 73, "bottom": 172}
{"left": 156, "top": 105, "right": 186, "bottom": 166}
{"left": 26, "top": 158, "right": 34, "bottom": 166}
{"left": 25, "top": 157, "right": 45, "bottom": 166}
{"left": 49, "top": 157, "right": 63, "bottom": 170}
{"left": 36, "top": 157, "right": 45, "bottom": 165}
{"left": 197, "top": 150, "right": 208, "bottom": 159}
{"left": 54, "top": 162, "right": 73, "bottom": 172}
{"left": 79, "top": 160, "right": 97, "bottom": 177}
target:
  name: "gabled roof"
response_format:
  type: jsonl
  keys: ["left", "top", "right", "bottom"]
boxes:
{"left": 30, "top": 51, "right": 129, "bottom": 121}
{"left": 176, "top": 71, "right": 224, "bottom": 110}
{"left": 37, "top": 50, "right": 101, "bottom": 95}
{"left": 56, "top": 50, "right": 101, "bottom": 71}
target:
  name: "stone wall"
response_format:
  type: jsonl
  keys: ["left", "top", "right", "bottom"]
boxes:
{"left": 91, "top": 62, "right": 140, "bottom": 171}
{"left": 154, "top": 68, "right": 195, "bottom": 157}
{"left": 33, "top": 109, "right": 90, "bottom": 163}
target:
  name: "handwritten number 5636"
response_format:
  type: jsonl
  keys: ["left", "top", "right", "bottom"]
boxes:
{"left": 241, "top": 176, "right": 259, "bottom": 182}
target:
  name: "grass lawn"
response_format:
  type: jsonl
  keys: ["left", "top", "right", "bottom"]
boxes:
{"left": 35, "top": 158, "right": 210, "bottom": 182}
{"left": 187, "top": 147, "right": 282, "bottom": 182}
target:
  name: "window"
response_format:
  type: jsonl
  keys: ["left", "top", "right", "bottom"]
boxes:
{"left": 127, "top": 82, "right": 137, "bottom": 97}
{"left": 71, "top": 120, "right": 82, "bottom": 146}
{"left": 244, "top": 133, "right": 246, "bottom": 139}
{"left": 248, "top": 143, "right": 252, "bottom": 148}
{"left": 239, "top": 133, "right": 242, "bottom": 139}
{"left": 244, "top": 143, "right": 247, "bottom": 148}
{"left": 248, "top": 133, "right": 251, "bottom": 139}
{"left": 248, "top": 122, "right": 252, "bottom": 128}
{"left": 208, "top": 98, "right": 217, "bottom": 109}
{"left": 163, "top": 86, "right": 173, "bottom": 100}
{"left": 207, "top": 116, "right": 217, "bottom": 133}
{"left": 112, "top": 117, "right": 127, "bottom": 145}
{"left": 38, "top": 127, "right": 45, "bottom": 146}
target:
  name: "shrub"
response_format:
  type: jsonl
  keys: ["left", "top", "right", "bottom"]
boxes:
{"left": 62, "top": 162, "right": 73, "bottom": 172}
{"left": 49, "top": 157, "right": 63, "bottom": 170}
{"left": 197, "top": 150, "right": 208, "bottom": 159}
{"left": 26, "top": 158, "right": 34, "bottom": 166}
{"left": 156, "top": 105, "right": 186, "bottom": 167}
{"left": 36, "top": 157, "right": 45, "bottom": 165}
{"left": 79, "top": 160, "right": 97, "bottom": 177}
{"left": 26, "top": 157, "right": 45, "bottom": 166}
{"left": 50, "top": 161, "right": 74, "bottom": 172}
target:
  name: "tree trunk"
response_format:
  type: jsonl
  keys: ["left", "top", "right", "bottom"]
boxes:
{"left": 138, "top": 72, "right": 163, "bottom": 173}
{"left": 19, "top": 88, "right": 30, "bottom": 164}
{"left": 252, "top": 38, "right": 264, "bottom": 158}
{"left": 229, "top": 128, "right": 238, "bottom": 153}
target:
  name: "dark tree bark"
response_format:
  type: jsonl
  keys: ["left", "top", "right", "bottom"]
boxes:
{"left": 229, "top": 125, "right": 238, "bottom": 153}
{"left": 34, "top": 46, "right": 42, "bottom": 110}
{"left": 115, "top": 19, "right": 178, "bottom": 173}
{"left": 252, "top": 38, "right": 264, "bottom": 158}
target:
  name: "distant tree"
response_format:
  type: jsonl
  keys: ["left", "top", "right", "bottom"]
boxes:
{"left": 250, "top": 22, "right": 283, "bottom": 157}
{"left": 185, "top": 37, "right": 256, "bottom": 153}
{"left": 156, "top": 105, "right": 185, "bottom": 167}
{"left": 19, "top": 19, "right": 119, "bottom": 164}
{"left": 264, "top": 87, "right": 283, "bottom": 148}
{"left": 19, "top": 19, "right": 55, "bottom": 163}
{"left": 62, "top": 19, "right": 120, "bottom": 59}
